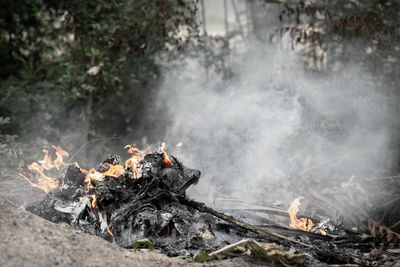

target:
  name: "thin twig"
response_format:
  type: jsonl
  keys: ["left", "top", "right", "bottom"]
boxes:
{"left": 222, "top": 208, "right": 321, "bottom": 223}
{"left": 388, "top": 258, "right": 399, "bottom": 267}
{"left": 209, "top": 239, "right": 251, "bottom": 256}
{"left": 68, "top": 136, "right": 120, "bottom": 162}
{"left": 214, "top": 197, "right": 281, "bottom": 209}
{"left": 389, "top": 220, "right": 400, "bottom": 230}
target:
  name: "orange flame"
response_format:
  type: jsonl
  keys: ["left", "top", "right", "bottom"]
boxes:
{"left": 37, "top": 149, "right": 53, "bottom": 170}
{"left": 91, "top": 194, "right": 98, "bottom": 212}
{"left": 38, "top": 145, "right": 69, "bottom": 171}
{"left": 19, "top": 145, "right": 69, "bottom": 193}
{"left": 288, "top": 196, "right": 314, "bottom": 232}
{"left": 124, "top": 144, "right": 150, "bottom": 177}
{"left": 162, "top": 153, "right": 174, "bottom": 167}
{"left": 85, "top": 168, "right": 104, "bottom": 185}
{"left": 160, "top": 142, "right": 174, "bottom": 167}
{"left": 19, "top": 171, "right": 59, "bottom": 194}
{"left": 85, "top": 164, "right": 125, "bottom": 186}
{"left": 22, "top": 144, "right": 154, "bottom": 193}
{"left": 104, "top": 164, "right": 124, "bottom": 177}
{"left": 73, "top": 162, "right": 88, "bottom": 174}
{"left": 106, "top": 224, "right": 114, "bottom": 237}
{"left": 51, "top": 145, "right": 69, "bottom": 169}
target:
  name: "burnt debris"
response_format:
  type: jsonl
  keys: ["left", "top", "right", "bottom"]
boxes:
{"left": 26, "top": 153, "right": 266, "bottom": 256}
{"left": 25, "top": 152, "right": 399, "bottom": 265}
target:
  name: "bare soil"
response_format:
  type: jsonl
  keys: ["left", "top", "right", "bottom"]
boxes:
{"left": 0, "top": 195, "right": 273, "bottom": 267}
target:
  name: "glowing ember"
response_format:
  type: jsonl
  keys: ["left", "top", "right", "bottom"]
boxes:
{"left": 288, "top": 196, "right": 314, "bottom": 232}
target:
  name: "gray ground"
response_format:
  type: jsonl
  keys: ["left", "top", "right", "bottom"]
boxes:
{"left": 0, "top": 194, "right": 274, "bottom": 267}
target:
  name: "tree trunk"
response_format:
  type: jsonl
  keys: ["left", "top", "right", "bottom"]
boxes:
{"left": 79, "top": 90, "right": 93, "bottom": 167}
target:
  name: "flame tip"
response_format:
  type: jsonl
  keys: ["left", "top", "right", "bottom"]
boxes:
{"left": 288, "top": 196, "right": 314, "bottom": 232}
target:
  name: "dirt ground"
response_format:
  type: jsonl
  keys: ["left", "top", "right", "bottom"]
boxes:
{"left": 0, "top": 195, "right": 275, "bottom": 267}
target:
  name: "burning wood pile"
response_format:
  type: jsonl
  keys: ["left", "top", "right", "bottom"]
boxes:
{"left": 18, "top": 144, "right": 400, "bottom": 265}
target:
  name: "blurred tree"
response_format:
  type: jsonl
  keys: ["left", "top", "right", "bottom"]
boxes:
{"left": 270, "top": 0, "right": 400, "bottom": 77}
{"left": 1, "top": 0, "right": 398, "bottom": 165}
{"left": 0, "top": 0, "right": 200, "bottom": 165}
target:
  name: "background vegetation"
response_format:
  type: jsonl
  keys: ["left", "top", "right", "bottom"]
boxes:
{"left": 0, "top": 0, "right": 399, "bottom": 172}
{"left": 0, "top": 0, "right": 200, "bottom": 167}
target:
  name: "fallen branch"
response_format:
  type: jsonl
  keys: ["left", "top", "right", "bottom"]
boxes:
{"left": 368, "top": 219, "right": 400, "bottom": 242}
{"left": 222, "top": 208, "right": 321, "bottom": 223}
{"left": 177, "top": 196, "right": 313, "bottom": 248}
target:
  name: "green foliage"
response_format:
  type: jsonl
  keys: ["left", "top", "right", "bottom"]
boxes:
{"left": 0, "top": 0, "right": 200, "bottom": 161}
{"left": 273, "top": 0, "right": 400, "bottom": 73}
{"left": 132, "top": 239, "right": 154, "bottom": 250}
{"left": 193, "top": 250, "right": 215, "bottom": 262}
{"left": 2, "top": 0, "right": 398, "bottom": 164}
{"left": 0, "top": 117, "right": 17, "bottom": 151}
{"left": 257, "top": 0, "right": 399, "bottom": 102}
{"left": 193, "top": 240, "right": 305, "bottom": 264}
{"left": 0, "top": 78, "right": 70, "bottom": 141}
{"left": 0, "top": 116, "right": 22, "bottom": 172}
{"left": 0, "top": 0, "right": 44, "bottom": 78}
{"left": 247, "top": 241, "right": 305, "bottom": 264}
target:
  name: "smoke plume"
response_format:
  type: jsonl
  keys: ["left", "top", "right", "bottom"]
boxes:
{"left": 158, "top": 41, "right": 397, "bottom": 210}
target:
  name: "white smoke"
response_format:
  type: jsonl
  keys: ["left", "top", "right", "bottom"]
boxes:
{"left": 158, "top": 41, "right": 396, "bottom": 209}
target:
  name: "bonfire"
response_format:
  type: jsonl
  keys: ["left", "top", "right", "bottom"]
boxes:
{"left": 18, "top": 144, "right": 400, "bottom": 265}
